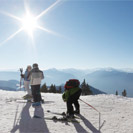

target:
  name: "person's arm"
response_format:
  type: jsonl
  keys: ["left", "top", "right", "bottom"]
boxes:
{"left": 41, "top": 71, "right": 44, "bottom": 79}
{"left": 62, "top": 90, "right": 70, "bottom": 102}
{"left": 62, "top": 92, "right": 66, "bottom": 102}
{"left": 21, "top": 74, "right": 24, "bottom": 78}
{"left": 27, "top": 71, "right": 31, "bottom": 80}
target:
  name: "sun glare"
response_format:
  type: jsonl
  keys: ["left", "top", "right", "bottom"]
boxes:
{"left": 21, "top": 13, "right": 38, "bottom": 36}
{"left": 0, "top": 0, "right": 61, "bottom": 46}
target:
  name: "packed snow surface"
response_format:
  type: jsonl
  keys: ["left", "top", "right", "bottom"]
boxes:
{"left": 0, "top": 90, "right": 133, "bottom": 133}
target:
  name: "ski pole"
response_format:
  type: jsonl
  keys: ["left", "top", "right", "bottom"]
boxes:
{"left": 79, "top": 98, "right": 100, "bottom": 113}
{"left": 79, "top": 98, "right": 101, "bottom": 131}
{"left": 13, "top": 104, "right": 19, "bottom": 127}
{"left": 19, "top": 68, "right": 23, "bottom": 90}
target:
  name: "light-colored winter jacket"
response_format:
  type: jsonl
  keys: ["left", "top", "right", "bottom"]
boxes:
{"left": 28, "top": 68, "right": 44, "bottom": 85}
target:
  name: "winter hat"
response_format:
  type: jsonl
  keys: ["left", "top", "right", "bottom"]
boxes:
{"left": 27, "top": 65, "right": 32, "bottom": 69}
{"left": 26, "top": 65, "right": 32, "bottom": 71}
{"left": 33, "top": 63, "right": 38, "bottom": 68}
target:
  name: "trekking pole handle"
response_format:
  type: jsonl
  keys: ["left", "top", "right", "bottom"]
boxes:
{"left": 20, "top": 68, "right": 23, "bottom": 74}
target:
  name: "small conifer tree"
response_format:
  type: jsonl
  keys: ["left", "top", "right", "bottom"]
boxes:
{"left": 122, "top": 89, "right": 127, "bottom": 97}
{"left": 116, "top": 90, "right": 118, "bottom": 95}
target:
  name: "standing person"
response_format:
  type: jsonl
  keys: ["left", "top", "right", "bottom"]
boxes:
{"left": 28, "top": 63, "right": 44, "bottom": 106}
{"left": 62, "top": 79, "right": 82, "bottom": 118}
{"left": 21, "top": 65, "right": 32, "bottom": 99}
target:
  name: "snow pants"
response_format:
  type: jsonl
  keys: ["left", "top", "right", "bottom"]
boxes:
{"left": 67, "top": 89, "right": 82, "bottom": 115}
{"left": 24, "top": 81, "right": 32, "bottom": 95}
{"left": 31, "top": 85, "right": 42, "bottom": 102}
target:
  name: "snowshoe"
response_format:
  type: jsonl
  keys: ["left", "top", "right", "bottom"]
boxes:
{"left": 32, "top": 102, "right": 41, "bottom": 107}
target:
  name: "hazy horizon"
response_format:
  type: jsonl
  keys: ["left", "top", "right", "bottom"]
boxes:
{"left": 0, "top": 67, "right": 133, "bottom": 73}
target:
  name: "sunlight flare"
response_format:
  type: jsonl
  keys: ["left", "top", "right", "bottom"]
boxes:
{"left": 0, "top": 11, "right": 22, "bottom": 21}
{"left": 36, "top": 0, "right": 60, "bottom": 19}
{"left": 0, "top": 28, "right": 23, "bottom": 46}
{"left": 37, "top": 26, "right": 58, "bottom": 36}
{"left": 21, "top": 12, "right": 38, "bottom": 36}
{"left": 0, "top": 0, "right": 61, "bottom": 46}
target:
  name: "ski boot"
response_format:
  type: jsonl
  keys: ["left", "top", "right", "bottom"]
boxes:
{"left": 74, "top": 110, "right": 80, "bottom": 114}
{"left": 66, "top": 113, "right": 74, "bottom": 119}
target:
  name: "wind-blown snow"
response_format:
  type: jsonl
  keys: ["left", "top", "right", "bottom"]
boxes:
{"left": 0, "top": 90, "right": 133, "bottom": 133}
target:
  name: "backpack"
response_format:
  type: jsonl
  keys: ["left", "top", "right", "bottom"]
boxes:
{"left": 64, "top": 79, "right": 80, "bottom": 90}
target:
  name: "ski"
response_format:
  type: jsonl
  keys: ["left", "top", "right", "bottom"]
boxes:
{"left": 6, "top": 98, "right": 33, "bottom": 103}
{"left": 47, "top": 110, "right": 66, "bottom": 116}
{"left": 33, "top": 115, "right": 79, "bottom": 123}
{"left": 47, "top": 110, "right": 81, "bottom": 120}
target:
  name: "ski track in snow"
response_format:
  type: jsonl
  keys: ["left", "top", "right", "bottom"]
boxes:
{"left": 0, "top": 90, "right": 133, "bottom": 133}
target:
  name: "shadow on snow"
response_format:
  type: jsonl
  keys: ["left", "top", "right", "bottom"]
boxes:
{"left": 10, "top": 102, "right": 49, "bottom": 133}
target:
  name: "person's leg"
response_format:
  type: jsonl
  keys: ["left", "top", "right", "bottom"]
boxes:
{"left": 73, "top": 100, "right": 79, "bottom": 112}
{"left": 24, "top": 81, "right": 31, "bottom": 96}
{"left": 24, "top": 81, "right": 28, "bottom": 96}
{"left": 71, "top": 89, "right": 82, "bottom": 113}
{"left": 31, "top": 85, "right": 34, "bottom": 101}
{"left": 26, "top": 81, "right": 32, "bottom": 96}
{"left": 31, "top": 85, "right": 37, "bottom": 102}
{"left": 67, "top": 98, "right": 74, "bottom": 116}
{"left": 35, "top": 85, "right": 42, "bottom": 102}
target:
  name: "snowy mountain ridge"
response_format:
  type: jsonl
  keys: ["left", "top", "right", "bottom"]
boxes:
{"left": 0, "top": 68, "right": 133, "bottom": 97}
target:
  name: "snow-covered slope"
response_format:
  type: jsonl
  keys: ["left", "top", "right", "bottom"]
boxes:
{"left": 0, "top": 90, "right": 133, "bottom": 133}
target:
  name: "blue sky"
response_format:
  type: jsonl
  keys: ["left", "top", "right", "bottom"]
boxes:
{"left": 0, "top": 0, "right": 133, "bottom": 70}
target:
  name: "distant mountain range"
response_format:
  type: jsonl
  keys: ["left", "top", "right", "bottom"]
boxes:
{"left": 84, "top": 69, "right": 133, "bottom": 97}
{"left": 0, "top": 68, "right": 133, "bottom": 97}
{"left": 0, "top": 80, "right": 19, "bottom": 91}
